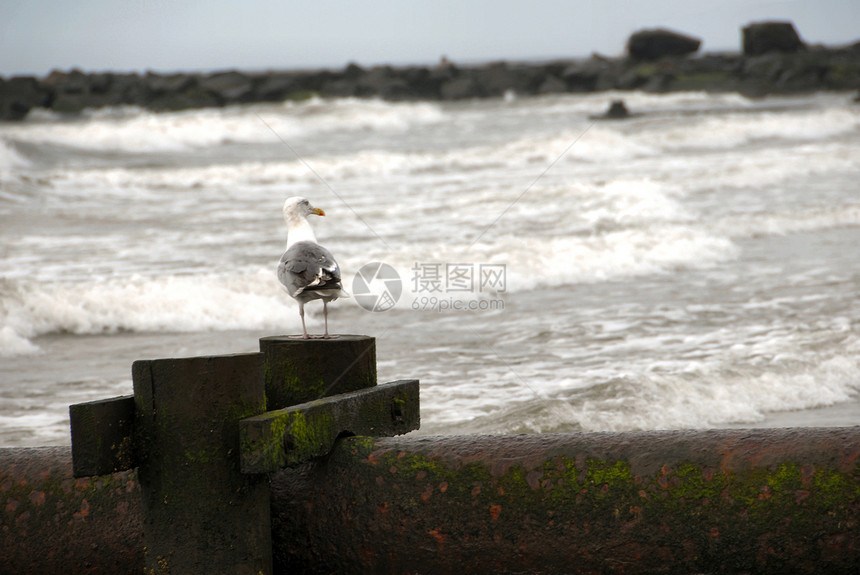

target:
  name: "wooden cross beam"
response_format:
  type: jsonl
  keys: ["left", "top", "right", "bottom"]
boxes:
{"left": 241, "top": 379, "right": 419, "bottom": 473}
{"left": 69, "top": 394, "right": 135, "bottom": 477}
{"left": 68, "top": 380, "right": 419, "bottom": 477}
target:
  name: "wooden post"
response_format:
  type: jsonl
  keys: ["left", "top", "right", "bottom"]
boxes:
{"left": 260, "top": 335, "right": 377, "bottom": 409}
{"left": 132, "top": 353, "right": 271, "bottom": 575}
{"left": 64, "top": 335, "right": 418, "bottom": 574}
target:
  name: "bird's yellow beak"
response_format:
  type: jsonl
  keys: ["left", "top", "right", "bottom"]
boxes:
{"left": 312, "top": 207, "right": 325, "bottom": 216}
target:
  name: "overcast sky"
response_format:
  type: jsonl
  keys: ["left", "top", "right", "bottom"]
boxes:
{"left": 2, "top": 0, "right": 858, "bottom": 76}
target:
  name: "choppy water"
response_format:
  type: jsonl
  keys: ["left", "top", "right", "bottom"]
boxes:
{"left": 1, "top": 90, "right": 859, "bottom": 446}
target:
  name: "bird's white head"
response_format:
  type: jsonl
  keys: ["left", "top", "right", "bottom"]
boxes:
{"left": 283, "top": 196, "right": 325, "bottom": 222}
{"left": 283, "top": 197, "right": 325, "bottom": 247}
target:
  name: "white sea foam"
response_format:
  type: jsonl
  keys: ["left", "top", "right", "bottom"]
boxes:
{"left": 715, "top": 204, "right": 860, "bottom": 238}
{"left": 496, "top": 226, "right": 737, "bottom": 290}
{"left": 5, "top": 98, "right": 446, "bottom": 153}
{"left": 0, "top": 137, "right": 30, "bottom": 173}
{"left": 0, "top": 271, "right": 305, "bottom": 356}
{"left": 647, "top": 106, "right": 860, "bottom": 152}
{"left": 425, "top": 350, "right": 860, "bottom": 435}
{"left": 0, "top": 325, "right": 41, "bottom": 357}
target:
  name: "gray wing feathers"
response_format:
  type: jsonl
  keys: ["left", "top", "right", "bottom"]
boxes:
{"left": 278, "top": 241, "right": 343, "bottom": 299}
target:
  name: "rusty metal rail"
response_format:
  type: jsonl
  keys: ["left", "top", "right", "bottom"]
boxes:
{"left": 2, "top": 427, "right": 857, "bottom": 574}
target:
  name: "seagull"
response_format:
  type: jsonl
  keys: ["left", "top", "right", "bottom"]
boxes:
{"left": 278, "top": 197, "right": 348, "bottom": 339}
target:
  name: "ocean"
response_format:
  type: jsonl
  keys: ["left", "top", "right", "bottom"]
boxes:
{"left": 1, "top": 90, "right": 858, "bottom": 446}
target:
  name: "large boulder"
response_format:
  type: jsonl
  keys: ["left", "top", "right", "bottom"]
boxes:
{"left": 627, "top": 28, "right": 701, "bottom": 60}
{"left": 742, "top": 21, "right": 805, "bottom": 56}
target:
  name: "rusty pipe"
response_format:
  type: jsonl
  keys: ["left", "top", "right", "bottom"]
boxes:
{"left": 2, "top": 428, "right": 858, "bottom": 574}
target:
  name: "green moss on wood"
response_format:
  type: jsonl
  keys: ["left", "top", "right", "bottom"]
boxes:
{"left": 243, "top": 408, "right": 338, "bottom": 469}
{"left": 267, "top": 356, "right": 326, "bottom": 405}
{"left": 286, "top": 410, "right": 336, "bottom": 460}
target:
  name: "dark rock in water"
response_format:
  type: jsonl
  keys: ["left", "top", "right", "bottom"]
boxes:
{"left": 605, "top": 100, "right": 630, "bottom": 119}
{"left": 588, "top": 99, "right": 642, "bottom": 121}
{"left": 0, "top": 76, "right": 50, "bottom": 120}
{"left": 627, "top": 28, "right": 701, "bottom": 60}
{"left": 742, "top": 21, "right": 805, "bottom": 56}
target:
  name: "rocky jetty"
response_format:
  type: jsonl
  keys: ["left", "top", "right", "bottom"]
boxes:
{"left": 1, "top": 21, "right": 858, "bottom": 121}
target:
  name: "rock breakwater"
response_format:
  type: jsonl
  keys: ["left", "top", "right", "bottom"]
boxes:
{"left": 2, "top": 23, "right": 858, "bottom": 120}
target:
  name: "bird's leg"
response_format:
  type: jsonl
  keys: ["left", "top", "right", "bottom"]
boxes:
{"left": 323, "top": 300, "right": 330, "bottom": 339}
{"left": 299, "top": 302, "right": 309, "bottom": 339}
